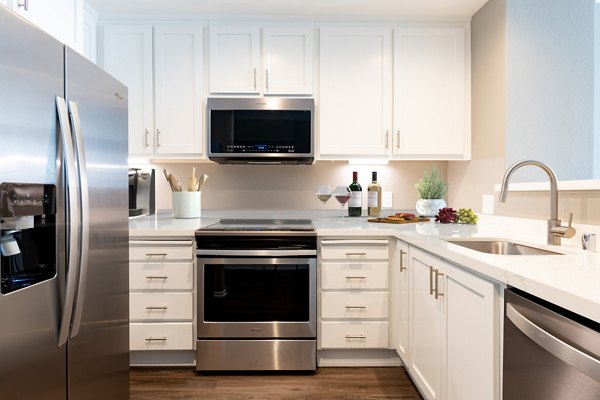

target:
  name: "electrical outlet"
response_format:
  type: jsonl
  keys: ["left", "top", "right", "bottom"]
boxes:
{"left": 382, "top": 191, "right": 393, "bottom": 208}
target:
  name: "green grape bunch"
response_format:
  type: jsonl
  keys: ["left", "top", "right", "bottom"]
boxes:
{"left": 456, "top": 208, "right": 478, "bottom": 224}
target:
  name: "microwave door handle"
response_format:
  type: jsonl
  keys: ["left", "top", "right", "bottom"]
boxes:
{"left": 67, "top": 100, "right": 89, "bottom": 339}
{"left": 56, "top": 96, "right": 80, "bottom": 348}
{"left": 506, "top": 303, "right": 600, "bottom": 382}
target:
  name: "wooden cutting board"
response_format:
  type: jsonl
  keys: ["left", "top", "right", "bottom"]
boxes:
{"left": 368, "top": 216, "right": 430, "bottom": 224}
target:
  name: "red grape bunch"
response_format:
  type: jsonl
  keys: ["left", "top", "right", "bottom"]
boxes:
{"left": 434, "top": 207, "right": 457, "bottom": 224}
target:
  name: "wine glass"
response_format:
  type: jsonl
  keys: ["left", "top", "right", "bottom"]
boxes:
{"left": 315, "top": 185, "right": 332, "bottom": 220}
{"left": 333, "top": 186, "right": 351, "bottom": 223}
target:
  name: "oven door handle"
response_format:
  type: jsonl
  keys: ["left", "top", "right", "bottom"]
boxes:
{"left": 196, "top": 249, "right": 317, "bottom": 257}
{"left": 506, "top": 303, "right": 600, "bottom": 382}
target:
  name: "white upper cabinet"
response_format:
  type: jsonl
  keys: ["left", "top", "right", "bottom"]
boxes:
{"left": 153, "top": 25, "right": 203, "bottom": 155}
{"left": 209, "top": 22, "right": 314, "bottom": 95}
{"left": 209, "top": 24, "right": 260, "bottom": 94}
{"left": 101, "top": 24, "right": 203, "bottom": 158}
{"left": 9, "top": 0, "right": 83, "bottom": 52}
{"left": 101, "top": 25, "right": 154, "bottom": 156}
{"left": 392, "top": 25, "right": 469, "bottom": 159}
{"left": 262, "top": 27, "right": 313, "bottom": 95}
{"left": 319, "top": 27, "right": 392, "bottom": 158}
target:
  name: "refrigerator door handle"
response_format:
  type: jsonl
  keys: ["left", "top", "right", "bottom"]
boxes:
{"left": 67, "top": 100, "right": 89, "bottom": 339}
{"left": 56, "top": 96, "right": 81, "bottom": 348}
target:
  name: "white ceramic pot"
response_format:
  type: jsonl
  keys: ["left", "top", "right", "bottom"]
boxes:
{"left": 416, "top": 198, "right": 447, "bottom": 217}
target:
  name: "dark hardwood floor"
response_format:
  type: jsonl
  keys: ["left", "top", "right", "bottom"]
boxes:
{"left": 129, "top": 367, "right": 423, "bottom": 399}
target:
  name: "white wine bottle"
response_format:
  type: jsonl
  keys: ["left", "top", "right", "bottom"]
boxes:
{"left": 368, "top": 171, "right": 382, "bottom": 217}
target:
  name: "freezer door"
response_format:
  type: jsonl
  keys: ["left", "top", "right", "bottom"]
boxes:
{"left": 64, "top": 48, "right": 129, "bottom": 400}
{"left": 0, "top": 7, "right": 67, "bottom": 400}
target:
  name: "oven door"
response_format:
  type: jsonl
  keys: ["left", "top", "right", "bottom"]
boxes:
{"left": 197, "top": 256, "right": 316, "bottom": 339}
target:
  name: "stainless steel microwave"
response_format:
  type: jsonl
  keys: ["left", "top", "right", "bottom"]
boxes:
{"left": 207, "top": 97, "right": 314, "bottom": 164}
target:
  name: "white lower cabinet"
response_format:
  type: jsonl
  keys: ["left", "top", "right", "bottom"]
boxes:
{"left": 407, "top": 247, "right": 499, "bottom": 400}
{"left": 129, "top": 239, "right": 196, "bottom": 365}
{"left": 319, "top": 238, "right": 391, "bottom": 351}
{"left": 390, "top": 240, "right": 410, "bottom": 363}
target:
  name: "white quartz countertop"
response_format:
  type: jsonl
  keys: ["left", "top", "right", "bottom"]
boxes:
{"left": 130, "top": 210, "right": 600, "bottom": 323}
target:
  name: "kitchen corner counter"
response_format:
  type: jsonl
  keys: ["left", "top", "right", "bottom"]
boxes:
{"left": 130, "top": 210, "right": 600, "bottom": 323}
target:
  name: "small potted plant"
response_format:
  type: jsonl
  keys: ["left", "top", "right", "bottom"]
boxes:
{"left": 414, "top": 167, "right": 447, "bottom": 217}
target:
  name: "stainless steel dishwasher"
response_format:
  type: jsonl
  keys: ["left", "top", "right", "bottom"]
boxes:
{"left": 503, "top": 288, "right": 600, "bottom": 399}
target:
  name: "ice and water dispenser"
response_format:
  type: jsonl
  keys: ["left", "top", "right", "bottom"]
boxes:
{"left": 0, "top": 183, "right": 56, "bottom": 294}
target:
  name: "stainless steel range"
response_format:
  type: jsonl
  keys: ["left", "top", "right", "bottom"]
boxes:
{"left": 195, "top": 219, "right": 317, "bottom": 371}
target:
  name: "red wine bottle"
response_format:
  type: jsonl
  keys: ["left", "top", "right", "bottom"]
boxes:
{"left": 348, "top": 171, "right": 362, "bottom": 216}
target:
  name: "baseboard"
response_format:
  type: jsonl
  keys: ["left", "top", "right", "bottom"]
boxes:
{"left": 130, "top": 350, "right": 196, "bottom": 367}
{"left": 317, "top": 349, "right": 402, "bottom": 367}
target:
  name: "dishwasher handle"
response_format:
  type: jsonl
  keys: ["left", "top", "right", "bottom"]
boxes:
{"left": 506, "top": 303, "right": 600, "bottom": 382}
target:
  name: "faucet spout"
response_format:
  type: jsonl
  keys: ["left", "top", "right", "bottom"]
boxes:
{"left": 499, "top": 160, "right": 558, "bottom": 220}
{"left": 499, "top": 160, "right": 573, "bottom": 245}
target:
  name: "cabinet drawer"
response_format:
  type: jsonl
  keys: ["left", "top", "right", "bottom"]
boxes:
{"left": 321, "top": 292, "right": 388, "bottom": 319}
{"left": 130, "top": 262, "right": 193, "bottom": 290}
{"left": 320, "top": 321, "right": 389, "bottom": 348}
{"left": 320, "top": 240, "right": 389, "bottom": 260}
{"left": 321, "top": 262, "right": 389, "bottom": 289}
{"left": 130, "top": 323, "right": 193, "bottom": 351}
{"left": 130, "top": 293, "right": 193, "bottom": 321}
{"left": 130, "top": 244, "right": 193, "bottom": 261}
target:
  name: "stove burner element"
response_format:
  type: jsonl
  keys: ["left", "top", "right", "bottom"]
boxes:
{"left": 199, "top": 219, "right": 315, "bottom": 233}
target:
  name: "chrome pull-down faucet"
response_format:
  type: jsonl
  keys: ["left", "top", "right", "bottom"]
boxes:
{"left": 499, "top": 160, "right": 575, "bottom": 245}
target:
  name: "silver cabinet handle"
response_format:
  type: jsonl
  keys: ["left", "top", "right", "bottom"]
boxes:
{"left": 17, "top": 0, "right": 28, "bottom": 10}
{"left": 146, "top": 306, "right": 168, "bottom": 310}
{"left": 434, "top": 270, "right": 444, "bottom": 299}
{"left": 265, "top": 68, "right": 269, "bottom": 92}
{"left": 145, "top": 253, "right": 167, "bottom": 257}
{"left": 144, "top": 129, "right": 150, "bottom": 148}
{"left": 156, "top": 129, "right": 161, "bottom": 147}
{"left": 385, "top": 130, "right": 389, "bottom": 149}
{"left": 345, "top": 276, "right": 367, "bottom": 280}
{"left": 345, "top": 335, "right": 366, "bottom": 339}
{"left": 253, "top": 67, "right": 257, "bottom": 91}
{"left": 68, "top": 100, "right": 90, "bottom": 340}
{"left": 400, "top": 250, "right": 407, "bottom": 272}
{"left": 396, "top": 130, "right": 400, "bottom": 148}
{"left": 345, "top": 305, "right": 366, "bottom": 309}
{"left": 56, "top": 96, "right": 80, "bottom": 348}
{"left": 506, "top": 303, "right": 600, "bottom": 382}
{"left": 145, "top": 337, "right": 167, "bottom": 342}
{"left": 345, "top": 252, "right": 367, "bottom": 257}
{"left": 146, "top": 275, "right": 168, "bottom": 280}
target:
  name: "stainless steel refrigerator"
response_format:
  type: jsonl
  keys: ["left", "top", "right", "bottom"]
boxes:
{"left": 0, "top": 7, "right": 129, "bottom": 400}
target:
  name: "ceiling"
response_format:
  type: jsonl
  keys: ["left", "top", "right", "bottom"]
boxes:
{"left": 86, "top": 0, "right": 489, "bottom": 20}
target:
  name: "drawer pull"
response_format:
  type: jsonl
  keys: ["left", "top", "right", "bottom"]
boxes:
{"left": 345, "top": 252, "right": 367, "bottom": 256}
{"left": 146, "top": 275, "right": 168, "bottom": 280}
{"left": 345, "top": 305, "right": 366, "bottom": 309}
{"left": 146, "top": 253, "right": 168, "bottom": 257}
{"left": 146, "top": 306, "right": 168, "bottom": 310}
{"left": 345, "top": 335, "right": 366, "bottom": 340}
{"left": 145, "top": 337, "right": 167, "bottom": 342}
{"left": 345, "top": 276, "right": 367, "bottom": 279}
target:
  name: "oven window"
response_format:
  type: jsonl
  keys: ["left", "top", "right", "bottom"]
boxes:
{"left": 203, "top": 263, "right": 309, "bottom": 322}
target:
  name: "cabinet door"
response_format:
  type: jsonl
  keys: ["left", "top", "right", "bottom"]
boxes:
{"left": 408, "top": 248, "right": 443, "bottom": 400}
{"left": 391, "top": 241, "right": 410, "bottom": 362}
{"left": 209, "top": 24, "right": 260, "bottom": 94}
{"left": 12, "top": 0, "right": 83, "bottom": 52}
{"left": 101, "top": 25, "right": 154, "bottom": 155}
{"left": 262, "top": 26, "right": 313, "bottom": 95}
{"left": 445, "top": 264, "right": 497, "bottom": 400}
{"left": 393, "top": 26, "right": 468, "bottom": 159}
{"left": 319, "top": 27, "right": 392, "bottom": 157}
{"left": 154, "top": 25, "right": 203, "bottom": 156}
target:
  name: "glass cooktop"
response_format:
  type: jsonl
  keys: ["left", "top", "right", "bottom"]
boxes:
{"left": 199, "top": 219, "right": 315, "bottom": 232}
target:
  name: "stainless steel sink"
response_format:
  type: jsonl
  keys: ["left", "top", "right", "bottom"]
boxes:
{"left": 446, "top": 239, "right": 561, "bottom": 255}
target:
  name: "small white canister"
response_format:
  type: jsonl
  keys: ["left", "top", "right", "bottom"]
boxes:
{"left": 172, "top": 191, "right": 201, "bottom": 218}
